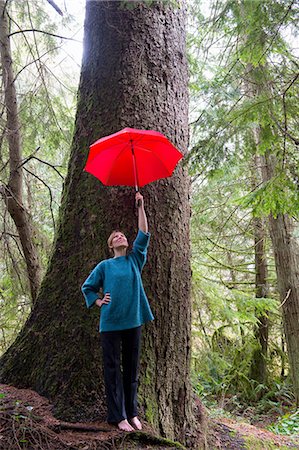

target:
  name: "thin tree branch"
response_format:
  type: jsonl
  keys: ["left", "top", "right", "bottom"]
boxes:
{"left": 279, "top": 289, "right": 291, "bottom": 308}
{"left": 26, "top": 156, "right": 64, "bottom": 179}
{"left": 282, "top": 71, "right": 299, "bottom": 96}
{"left": 46, "top": 0, "right": 63, "bottom": 16}
{"left": 12, "top": 45, "right": 61, "bottom": 83}
{"left": 23, "top": 167, "right": 56, "bottom": 232}
{"left": 271, "top": 114, "right": 299, "bottom": 146}
{"left": 7, "top": 8, "right": 67, "bottom": 139}
{"left": 15, "top": 148, "right": 64, "bottom": 180}
{"left": 256, "top": 0, "right": 297, "bottom": 65}
{"left": 8, "top": 29, "right": 79, "bottom": 42}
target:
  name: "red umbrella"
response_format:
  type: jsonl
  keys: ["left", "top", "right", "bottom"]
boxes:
{"left": 84, "top": 127, "right": 183, "bottom": 192}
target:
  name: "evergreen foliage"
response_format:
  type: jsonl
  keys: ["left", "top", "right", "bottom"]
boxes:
{"left": 0, "top": 0, "right": 80, "bottom": 352}
{"left": 188, "top": 0, "right": 299, "bottom": 413}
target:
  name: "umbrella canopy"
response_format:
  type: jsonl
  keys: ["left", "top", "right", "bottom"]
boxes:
{"left": 84, "top": 127, "right": 183, "bottom": 189}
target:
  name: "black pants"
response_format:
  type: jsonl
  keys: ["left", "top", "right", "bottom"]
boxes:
{"left": 100, "top": 326, "right": 142, "bottom": 424}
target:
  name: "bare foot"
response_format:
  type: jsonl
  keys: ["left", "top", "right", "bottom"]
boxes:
{"left": 129, "top": 416, "right": 142, "bottom": 430}
{"left": 118, "top": 419, "right": 134, "bottom": 432}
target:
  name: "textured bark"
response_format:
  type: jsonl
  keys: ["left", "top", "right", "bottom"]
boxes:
{"left": 248, "top": 154, "right": 269, "bottom": 385}
{"left": 260, "top": 152, "right": 299, "bottom": 406}
{"left": 247, "top": 60, "right": 299, "bottom": 402}
{"left": 0, "top": 1, "right": 197, "bottom": 444}
{"left": 250, "top": 216, "right": 269, "bottom": 385}
{"left": 0, "top": 1, "right": 42, "bottom": 303}
{"left": 247, "top": 57, "right": 299, "bottom": 398}
{"left": 269, "top": 212, "right": 299, "bottom": 405}
{"left": 253, "top": 123, "right": 299, "bottom": 402}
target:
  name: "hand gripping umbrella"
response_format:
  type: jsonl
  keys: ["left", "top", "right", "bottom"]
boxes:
{"left": 84, "top": 127, "right": 183, "bottom": 203}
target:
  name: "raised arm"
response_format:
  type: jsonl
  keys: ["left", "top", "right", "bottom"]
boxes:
{"left": 136, "top": 192, "right": 148, "bottom": 233}
{"left": 132, "top": 193, "right": 150, "bottom": 270}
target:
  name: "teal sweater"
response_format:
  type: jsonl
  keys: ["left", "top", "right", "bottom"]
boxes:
{"left": 81, "top": 229, "right": 154, "bottom": 332}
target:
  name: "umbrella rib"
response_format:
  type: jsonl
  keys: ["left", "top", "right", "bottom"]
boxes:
{"left": 126, "top": 131, "right": 181, "bottom": 169}
{"left": 128, "top": 135, "right": 182, "bottom": 167}
{"left": 127, "top": 133, "right": 169, "bottom": 148}
{"left": 126, "top": 132, "right": 176, "bottom": 177}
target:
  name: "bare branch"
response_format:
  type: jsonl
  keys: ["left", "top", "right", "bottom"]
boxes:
{"left": 46, "top": 0, "right": 63, "bottom": 16}
{"left": 23, "top": 167, "right": 56, "bottom": 232}
{"left": 0, "top": 231, "right": 19, "bottom": 240}
{"left": 18, "top": 155, "right": 64, "bottom": 179}
{"left": 275, "top": 120, "right": 299, "bottom": 146}
{"left": 13, "top": 45, "right": 62, "bottom": 83}
{"left": 282, "top": 71, "right": 299, "bottom": 96}
{"left": 8, "top": 29, "right": 80, "bottom": 42}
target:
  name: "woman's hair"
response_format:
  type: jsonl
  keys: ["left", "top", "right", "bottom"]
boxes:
{"left": 107, "top": 230, "right": 125, "bottom": 255}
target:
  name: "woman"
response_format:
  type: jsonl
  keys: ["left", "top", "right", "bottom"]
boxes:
{"left": 81, "top": 192, "right": 154, "bottom": 432}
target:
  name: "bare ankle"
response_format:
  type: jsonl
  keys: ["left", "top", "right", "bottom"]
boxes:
{"left": 129, "top": 416, "right": 142, "bottom": 430}
{"left": 118, "top": 419, "right": 134, "bottom": 432}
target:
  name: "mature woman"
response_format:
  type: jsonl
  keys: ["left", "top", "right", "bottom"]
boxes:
{"left": 81, "top": 192, "right": 154, "bottom": 432}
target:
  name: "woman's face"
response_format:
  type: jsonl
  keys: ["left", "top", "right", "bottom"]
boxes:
{"left": 111, "top": 232, "right": 128, "bottom": 252}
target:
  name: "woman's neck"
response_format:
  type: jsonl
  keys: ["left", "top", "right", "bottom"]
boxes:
{"left": 113, "top": 248, "right": 127, "bottom": 258}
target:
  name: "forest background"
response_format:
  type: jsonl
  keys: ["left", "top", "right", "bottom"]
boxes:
{"left": 1, "top": 0, "right": 299, "bottom": 440}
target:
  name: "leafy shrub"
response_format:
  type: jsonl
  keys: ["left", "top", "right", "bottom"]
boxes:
{"left": 268, "top": 410, "right": 299, "bottom": 436}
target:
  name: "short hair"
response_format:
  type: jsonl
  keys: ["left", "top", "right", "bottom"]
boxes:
{"left": 107, "top": 230, "right": 125, "bottom": 255}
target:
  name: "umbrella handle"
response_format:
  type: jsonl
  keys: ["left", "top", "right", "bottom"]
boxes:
{"left": 131, "top": 141, "right": 141, "bottom": 207}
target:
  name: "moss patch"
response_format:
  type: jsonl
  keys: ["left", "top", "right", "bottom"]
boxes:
{"left": 243, "top": 435, "right": 293, "bottom": 449}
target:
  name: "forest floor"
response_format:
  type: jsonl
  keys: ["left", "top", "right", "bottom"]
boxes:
{"left": 1, "top": 384, "right": 299, "bottom": 450}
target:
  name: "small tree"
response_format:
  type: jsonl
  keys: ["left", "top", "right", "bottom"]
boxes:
{"left": 0, "top": 0, "right": 42, "bottom": 303}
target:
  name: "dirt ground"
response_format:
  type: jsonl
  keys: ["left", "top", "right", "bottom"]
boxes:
{"left": 1, "top": 384, "right": 299, "bottom": 449}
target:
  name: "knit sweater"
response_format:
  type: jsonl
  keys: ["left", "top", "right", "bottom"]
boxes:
{"left": 81, "top": 229, "right": 154, "bottom": 332}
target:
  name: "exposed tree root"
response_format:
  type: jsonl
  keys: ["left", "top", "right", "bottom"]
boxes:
{"left": 50, "top": 421, "right": 113, "bottom": 433}
{"left": 0, "top": 389, "right": 187, "bottom": 450}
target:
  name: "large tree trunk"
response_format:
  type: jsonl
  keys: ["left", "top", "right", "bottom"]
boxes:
{"left": 253, "top": 143, "right": 299, "bottom": 405}
{"left": 246, "top": 59, "right": 299, "bottom": 399}
{"left": 0, "top": 0, "right": 196, "bottom": 443}
{"left": 261, "top": 153, "right": 299, "bottom": 405}
{"left": 0, "top": 1, "right": 42, "bottom": 303}
{"left": 268, "top": 212, "right": 299, "bottom": 405}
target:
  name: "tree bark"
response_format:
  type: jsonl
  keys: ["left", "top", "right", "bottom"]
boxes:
{"left": 245, "top": 56, "right": 299, "bottom": 400}
{"left": 250, "top": 215, "right": 269, "bottom": 385}
{"left": 258, "top": 146, "right": 299, "bottom": 406}
{"left": 0, "top": 1, "right": 197, "bottom": 444}
{"left": 0, "top": 1, "right": 42, "bottom": 303}
{"left": 269, "top": 213, "right": 299, "bottom": 406}
{"left": 247, "top": 154, "right": 269, "bottom": 386}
